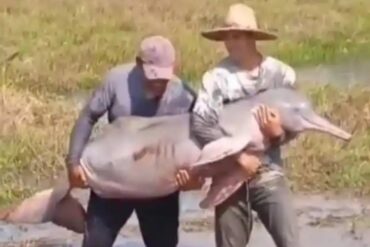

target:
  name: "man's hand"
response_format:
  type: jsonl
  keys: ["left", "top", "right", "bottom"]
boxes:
{"left": 175, "top": 169, "right": 205, "bottom": 191}
{"left": 254, "top": 105, "right": 284, "bottom": 139}
{"left": 67, "top": 164, "right": 88, "bottom": 188}
{"left": 234, "top": 151, "right": 262, "bottom": 179}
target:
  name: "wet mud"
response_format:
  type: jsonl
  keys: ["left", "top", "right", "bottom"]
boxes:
{"left": 1, "top": 192, "right": 370, "bottom": 247}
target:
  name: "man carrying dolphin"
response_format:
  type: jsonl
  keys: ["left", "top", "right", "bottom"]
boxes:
{"left": 187, "top": 3, "right": 301, "bottom": 247}
{"left": 65, "top": 35, "right": 204, "bottom": 247}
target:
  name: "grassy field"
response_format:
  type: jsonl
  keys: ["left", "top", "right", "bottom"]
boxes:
{"left": 0, "top": 0, "right": 370, "bottom": 205}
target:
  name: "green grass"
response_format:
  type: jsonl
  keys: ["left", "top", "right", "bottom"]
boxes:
{"left": 1, "top": 0, "right": 370, "bottom": 93}
{"left": 0, "top": 0, "right": 370, "bottom": 204}
{"left": 286, "top": 85, "right": 370, "bottom": 195}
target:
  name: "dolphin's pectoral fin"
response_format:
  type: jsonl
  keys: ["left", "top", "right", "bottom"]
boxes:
{"left": 51, "top": 193, "right": 86, "bottom": 234}
{"left": 195, "top": 136, "right": 251, "bottom": 167}
{"left": 199, "top": 168, "right": 245, "bottom": 209}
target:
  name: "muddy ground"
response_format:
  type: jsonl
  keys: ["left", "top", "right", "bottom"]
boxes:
{"left": 1, "top": 192, "right": 370, "bottom": 247}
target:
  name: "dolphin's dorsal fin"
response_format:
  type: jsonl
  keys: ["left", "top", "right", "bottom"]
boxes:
{"left": 193, "top": 135, "right": 251, "bottom": 167}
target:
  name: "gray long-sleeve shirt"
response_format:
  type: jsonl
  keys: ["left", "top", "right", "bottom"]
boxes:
{"left": 66, "top": 63, "right": 196, "bottom": 168}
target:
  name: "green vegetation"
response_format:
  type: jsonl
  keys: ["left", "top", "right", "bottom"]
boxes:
{"left": 0, "top": 0, "right": 369, "bottom": 205}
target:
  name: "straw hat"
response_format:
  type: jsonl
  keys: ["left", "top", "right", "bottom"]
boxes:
{"left": 201, "top": 3, "right": 277, "bottom": 41}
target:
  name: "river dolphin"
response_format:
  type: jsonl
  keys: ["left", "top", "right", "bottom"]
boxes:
{"left": 0, "top": 87, "right": 352, "bottom": 234}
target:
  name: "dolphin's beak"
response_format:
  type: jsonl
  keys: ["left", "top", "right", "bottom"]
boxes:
{"left": 300, "top": 110, "right": 352, "bottom": 141}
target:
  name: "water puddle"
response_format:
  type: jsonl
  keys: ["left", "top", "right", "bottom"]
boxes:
{"left": 296, "top": 59, "right": 370, "bottom": 87}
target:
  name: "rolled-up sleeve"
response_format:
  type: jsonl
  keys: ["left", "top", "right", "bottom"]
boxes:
{"left": 281, "top": 63, "right": 297, "bottom": 87}
{"left": 190, "top": 71, "right": 229, "bottom": 148}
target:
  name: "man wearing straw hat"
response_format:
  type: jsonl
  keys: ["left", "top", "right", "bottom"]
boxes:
{"left": 189, "top": 3, "right": 300, "bottom": 247}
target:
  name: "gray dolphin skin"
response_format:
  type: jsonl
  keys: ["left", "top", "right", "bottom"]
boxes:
{"left": 0, "top": 87, "right": 352, "bottom": 234}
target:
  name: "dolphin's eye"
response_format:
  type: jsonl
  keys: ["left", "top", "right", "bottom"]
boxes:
{"left": 294, "top": 102, "right": 309, "bottom": 113}
{"left": 294, "top": 107, "right": 301, "bottom": 113}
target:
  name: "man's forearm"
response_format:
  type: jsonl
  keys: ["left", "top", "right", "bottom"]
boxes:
{"left": 269, "top": 130, "right": 297, "bottom": 148}
{"left": 65, "top": 111, "right": 96, "bottom": 168}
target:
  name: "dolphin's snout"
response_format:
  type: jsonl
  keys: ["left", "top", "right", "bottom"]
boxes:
{"left": 301, "top": 111, "right": 352, "bottom": 141}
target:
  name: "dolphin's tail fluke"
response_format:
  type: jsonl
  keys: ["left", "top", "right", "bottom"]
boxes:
{"left": 0, "top": 180, "right": 86, "bottom": 234}
{"left": 51, "top": 192, "right": 86, "bottom": 233}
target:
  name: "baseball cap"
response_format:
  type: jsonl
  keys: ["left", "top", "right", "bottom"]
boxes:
{"left": 138, "top": 35, "right": 176, "bottom": 80}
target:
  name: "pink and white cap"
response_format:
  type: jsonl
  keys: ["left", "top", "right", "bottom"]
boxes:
{"left": 138, "top": 35, "right": 176, "bottom": 80}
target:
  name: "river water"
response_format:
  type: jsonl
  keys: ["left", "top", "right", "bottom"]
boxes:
{"left": 297, "top": 59, "right": 370, "bottom": 87}
{"left": 0, "top": 60, "right": 369, "bottom": 246}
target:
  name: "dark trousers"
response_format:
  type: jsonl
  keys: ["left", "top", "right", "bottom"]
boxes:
{"left": 82, "top": 190, "right": 180, "bottom": 247}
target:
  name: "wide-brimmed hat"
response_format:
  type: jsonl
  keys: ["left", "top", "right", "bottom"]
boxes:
{"left": 201, "top": 3, "right": 277, "bottom": 41}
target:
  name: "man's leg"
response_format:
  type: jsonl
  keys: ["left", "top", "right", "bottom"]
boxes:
{"left": 82, "top": 190, "right": 134, "bottom": 247}
{"left": 215, "top": 184, "right": 253, "bottom": 247}
{"left": 249, "top": 175, "right": 300, "bottom": 247}
{"left": 135, "top": 191, "right": 180, "bottom": 247}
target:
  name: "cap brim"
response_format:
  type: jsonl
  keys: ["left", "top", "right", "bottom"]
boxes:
{"left": 201, "top": 27, "right": 277, "bottom": 41}
{"left": 142, "top": 64, "right": 174, "bottom": 80}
